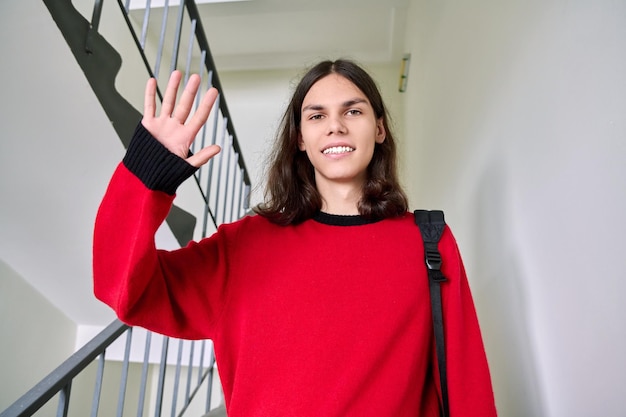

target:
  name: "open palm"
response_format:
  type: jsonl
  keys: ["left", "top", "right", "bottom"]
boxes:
{"left": 141, "top": 70, "right": 221, "bottom": 167}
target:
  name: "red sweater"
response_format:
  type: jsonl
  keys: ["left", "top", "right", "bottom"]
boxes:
{"left": 93, "top": 124, "right": 497, "bottom": 416}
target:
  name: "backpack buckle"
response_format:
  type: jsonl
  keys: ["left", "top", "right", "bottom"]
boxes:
{"left": 425, "top": 249, "right": 442, "bottom": 271}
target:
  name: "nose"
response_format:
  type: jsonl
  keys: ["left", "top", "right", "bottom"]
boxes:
{"left": 326, "top": 115, "right": 347, "bottom": 135}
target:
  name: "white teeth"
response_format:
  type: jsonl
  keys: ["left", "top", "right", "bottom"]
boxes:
{"left": 323, "top": 146, "right": 355, "bottom": 155}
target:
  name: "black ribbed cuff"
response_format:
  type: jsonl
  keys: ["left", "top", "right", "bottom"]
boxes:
{"left": 122, "top": 122, "right": 197, "bottom": 195}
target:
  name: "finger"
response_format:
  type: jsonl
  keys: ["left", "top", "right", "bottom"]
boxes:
{"left": 187, "top": 87, "right": 219, "bottom": 133}
{"left": 160, "top": 71, "right": 182, "bottom": 117}
{"left": 172, "top": 74, "right": 201, "bottom": 123}
{"left": 187, "top": 144, "right": 221, "bottom": 168}
{"left": 143, "top": 77, "right": 157, "bottom": 119}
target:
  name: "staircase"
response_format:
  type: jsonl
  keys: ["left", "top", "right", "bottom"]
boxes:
{"left": 1, "top": 0, "right": 248, "bottom": 415}
{"left": 202, "top": 405, "right": 226, "bottom": 417}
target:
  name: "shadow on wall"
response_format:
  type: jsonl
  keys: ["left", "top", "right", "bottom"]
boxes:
{"left": 471, "top": 158, "right": 546, "bottom": 417}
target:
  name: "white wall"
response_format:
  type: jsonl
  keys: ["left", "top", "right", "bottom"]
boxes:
{"left": 0, "top": 259, "right": 76, "bottom": 412}
{"left": 3, "top": 1, "right": 625, "bottom": 415}
{"left": 0, "top": 0, "right": 123, "bottom": 327}
{"left": 403, "top": 1, "right": 626, "bottom": 416}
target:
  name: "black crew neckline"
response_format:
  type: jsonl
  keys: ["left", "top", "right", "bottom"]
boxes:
{"left": 312, "top": 211, "right": 381, "bottom": 226}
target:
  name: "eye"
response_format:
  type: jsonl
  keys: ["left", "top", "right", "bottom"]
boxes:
{"left": 308, "top": 114, "right": 324, "bottom": 120}
{"left": 346, "top": 109, "right": 362, "bottom": 116}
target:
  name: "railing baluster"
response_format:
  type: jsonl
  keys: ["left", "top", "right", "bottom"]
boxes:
{"left": 228, "top": 158, "right": 239, "bottom": 222}
{"left": 170, "top": 339, "right": 184, "bottom": 417}
{"left": 237, "top": 179, "right": 245, "bottom": 219}
{"left": 154, "top": 336, "right": 170, "bottom": 417}
{"left": 183, "top": 19, "right": 197, "bottom": 83}
{"left": 229, "top": 155, "right": 240, "bottom": 222}
{"left": 212, "top": 117, "right": 228, "bottom": 223}
{"left": 197, "top": 340, "right": 206, "bottom": 386}
{"left": 203, "top": 80, "right": 219, "bottom": 208}
{"left": 244, "top": 184, "right": 251, "bottom": 211}
{"left": 137, "top": 332, "right": 152, "bottom": 417}
{"left": 192, "top": 64, "right": 207, "bottom": 159}
{"left": 90, "top": 0, "right": 103, "bottom": 31}
{"left": 228, "top": 152, "right": 237, "bottom": 221}
{"left": 116, "top": 328, "right": 133, "bottom": 417}
{"left": 56, "top": 382, "right": 71, "bottom": 417}
{"left": 199, "top": 67, "right": 212, "bottom": 153}
{"left": 236, "top": 168, "right": 244, "bottom": 219}
{"left": 140, "top": 0, "right": 152, "bottom": 49}
{"left": 220, "top": 136, "right": 233, "bottom": 224}
{"left": 85, "top": 0, "right": 104, "bottom": 53}
{"left": 176, "top": 345, "right": 211, "bottom": 417}
{"left": 238, "top": 167, "right": 244, "bottom": 218}
{"left": 185, "top": 341, "right": 195, "bottom": 405}
{"left": 200, "top": 66, "right": 215, "bottom": 187}
{"left": 154, "top": 0, "right": 170, "bottom": 79}
{"left": 169, "top": 2, "right": 185, "bottom": 74}
{"left": 91, "top": 352, "right": 106, "bottom": 417}
{"left": 202, "top": 90, "right": 220, "bottom": 237}
{"left": 205, "top": 346, "right": 216, "bottom": 413}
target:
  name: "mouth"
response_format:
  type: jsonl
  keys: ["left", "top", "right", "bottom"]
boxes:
{"left": 322, "top": 146, "right": 355, "bottom": 155}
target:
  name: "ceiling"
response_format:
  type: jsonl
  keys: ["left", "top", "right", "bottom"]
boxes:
{"left": 131, "top": 0, "right": 411, "bottom": 71}
{"left": 0, "top": 0, "right": 410, "bottom": 328}
{"left": 202, "top": 0, "right": 410, "bottom": 71}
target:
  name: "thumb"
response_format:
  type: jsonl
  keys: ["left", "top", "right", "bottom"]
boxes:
{"left": 187, "top": 144, "right": 221, "bottom": 168}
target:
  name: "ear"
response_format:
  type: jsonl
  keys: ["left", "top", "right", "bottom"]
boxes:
{"left": 375, "top": 118, "right": 386, "bottom": 144}
{"left": 298, "top": 133, "right": 306, "bottom": 151}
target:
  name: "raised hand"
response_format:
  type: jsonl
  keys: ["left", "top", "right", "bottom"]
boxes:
{"left": 142, "top": 70, "right": 221, "bottom": 167}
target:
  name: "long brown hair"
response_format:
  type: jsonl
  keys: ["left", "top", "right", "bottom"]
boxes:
{"left": 254, "top": 59, "right": 408, "bottom": 225}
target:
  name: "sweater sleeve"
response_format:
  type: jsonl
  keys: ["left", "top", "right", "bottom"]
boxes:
{"left": 438, "top": 226, "right": 498, "bottom": 416}
{"left": 93, "top": 122, "right": 230, "bottom": 340}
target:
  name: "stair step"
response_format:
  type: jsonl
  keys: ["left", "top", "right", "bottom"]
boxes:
{"left": 202, "top": 404, "right": 227, "bottom": 417}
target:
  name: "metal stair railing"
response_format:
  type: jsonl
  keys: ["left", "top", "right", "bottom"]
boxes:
{"left": 118, "top": 0, "right": 252, "bottom": 235}
{"left": 0, "top": 321, "right": 223, "bottom": 417}
{"left": 44, "top": 0, "right": 252, "bottom": 245}
{"left": 1, "top": 0, "right": 251, "bottom": 415}
{"left": 118, "top": 0, "right": 252, "bottom": 239}
{"left": 0, "top": 321, "right": 127, "bottom": 417}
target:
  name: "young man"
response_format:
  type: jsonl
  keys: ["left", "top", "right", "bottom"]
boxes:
{"left": 94, "top": 60, "right": 497, "bottom": 416}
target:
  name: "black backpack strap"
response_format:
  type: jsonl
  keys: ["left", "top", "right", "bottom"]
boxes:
{"left": 414, "top": 210, "right": 449, "bottom": 417}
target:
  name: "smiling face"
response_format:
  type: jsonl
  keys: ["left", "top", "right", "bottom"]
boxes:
{"left": 298, "top": 74, "right": 386, "bottom": 194}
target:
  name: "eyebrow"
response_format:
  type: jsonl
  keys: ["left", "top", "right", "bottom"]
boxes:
{"left": 302, "top": 98, "right": 368, "bottom": 113}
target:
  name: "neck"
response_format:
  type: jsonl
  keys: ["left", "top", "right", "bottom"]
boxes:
{"left": 316, "top": 179, "right": 363, "bottom": 215}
